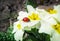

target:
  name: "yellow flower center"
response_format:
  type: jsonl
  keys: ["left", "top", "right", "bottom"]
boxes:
{"left": 28, "top": 12, "right": 40, "bottom": 21}
{"left": 17, "top": 24, "right": 21, "bottom": 30}
{"left": 53, "top": 24, "right": 60, "bottom": 34}
{"left": 47, "top": 8, "right": 57, "bottom": 14}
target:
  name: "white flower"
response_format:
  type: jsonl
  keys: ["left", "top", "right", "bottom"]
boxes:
{"left": 26, "top": 5, "right": 41, "bottom": 29}
{"left": 12, "top": 21, "right": 27, "bottom": 41}
{"left": 39, "top": 16, "right": 60, "bottom": 41}
{"left": 36, "top": 5, "right": 60, "bottom": 22}
{"left": 27, "top": 5, "right": 41, "bottom": 21}
{"left": 50, "top": 23, "right": 60, "bottom": 41}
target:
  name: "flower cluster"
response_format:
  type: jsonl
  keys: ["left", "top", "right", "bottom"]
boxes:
{"left": 12, "top": 5, "right": 60, "bottom": 41}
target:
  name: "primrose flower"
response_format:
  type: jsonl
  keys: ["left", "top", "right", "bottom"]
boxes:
{"left": 50, "top": 19, "right": 60, "bottom": 41}
{"left": 45, "top": 5, "right": 60, "bottom": 21}
{"left": 12, "top": 21, "right": 27, "bottom": 41}
{"left": 39, "top": 16, "right": 60, "bottom": 41}
{"left": 28, "top": 12, "right": 40, "bottom": 21}
{"left": 38, "top": 17, "right": 57, "bottom": 35}
{"left": 27, "top": 5, "right": 41, "bottom": 21}
{"left": 36, "top": 5, "right": 60, "bottom": 22}
{"left": 51, "top": 23, "right": 60, "bottom": 41}
{"left": 26, "top": 5, "right": 41, "bottom": 29}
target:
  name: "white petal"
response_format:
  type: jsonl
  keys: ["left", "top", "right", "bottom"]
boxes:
{"left": 18, "top": 11, "right": 27, "bottom": 16}
{"left": 53, "top": 5, "right": 60, "bottom": 22}
{"left": 17, "top": 11, "right": 28, "bottom": 20}
{"left": 28, "top": 21, "right": 39, "bottom": 26}
{"left": 28, "top": 21, "right": 40, "bottom": 29}
{"left": 12, "top": 21, "right": 19, "bottom": 33}
{"left": 44, "top": 17, "right": 57, "bottom": 25}
{"left": 54, "top": 5, "right": 60, "bottom": 11}
{"left": 54, "top": 5, "right": 60, "bottom": 16}
{"left": 54, "top": 5, "right": 60, "bottom": 15}
{"left": 14, "top": 30, "right": 24, "bottom": 41}
{"left": 20, "top": 21, "right": 29, "bottom": 29}
{"left": 36, "top": 8, "right": 50, "bottom": 19}
{"left": 39, "top": 20, "right": 53, "bottom": 35}
{"left": 27, "top": 5, "right": 35, "bottom": 13}
{"left": 53, "top": 5, "right": 60, "bottom": 21}
{"left": 51, "top": 32, "right": 60, "bottom": 41}
{"left": 55, "top": 15, "right": 60, "bottom": 22}
{"left": 12, "top": 21, "right": 27, "bottom": 33}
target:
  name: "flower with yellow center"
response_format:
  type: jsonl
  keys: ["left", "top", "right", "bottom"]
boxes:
{"left": 27, "top": 5, "right": 41, "bottom": 21}
{"left": 28, "top": 12, "right": 40, "bottom": 21}
{"left": 17, "top": 23, "right": 21, "bottom": 30}
{"left": 46, "top": 5, "right": 60, "bottom": 22}
{"left": 51, "top": 19, "right": 60, "bottom": 41}
{"left": 52, "top": 23, "right": 60, "bottom": 34}
{"left": 39, "top": 16, "right": 60, "bottom": 41}
{"left": 47, "top": 8, "right": 57, "bottom": 14}
{"left": 52, "top": 17, "right": 60, "bottom": 34}
{"left": 36, "top": 5, "right": 60, "bottom": 23}
{"left": 12, "top": 21, "right": 27, "bottom": 41}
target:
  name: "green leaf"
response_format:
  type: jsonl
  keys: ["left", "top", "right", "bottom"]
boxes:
{"left": 23, "top": 28, "right": 50, "bottom": 41}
